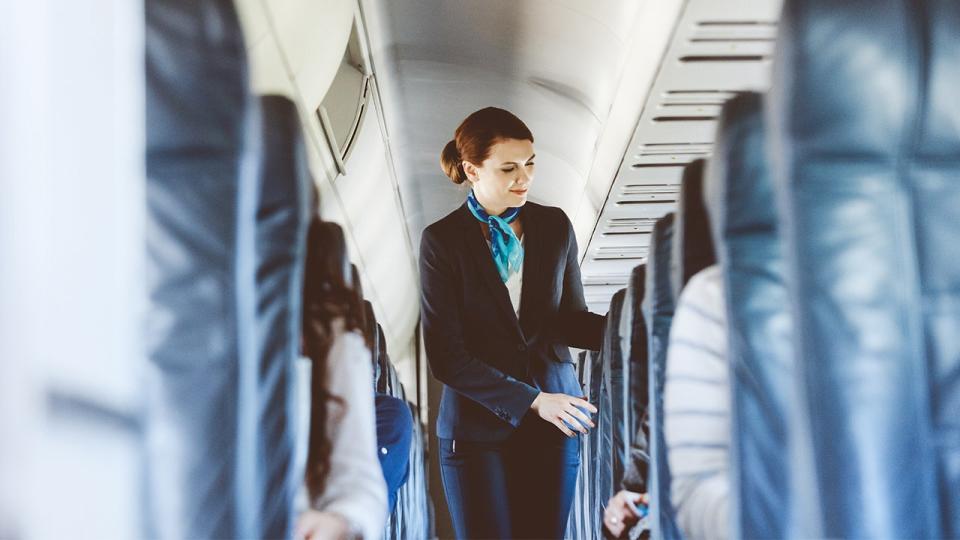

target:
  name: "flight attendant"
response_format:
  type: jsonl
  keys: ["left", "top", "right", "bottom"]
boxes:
{"left": 420, "top": 106, "right": 606, "bottom": 539}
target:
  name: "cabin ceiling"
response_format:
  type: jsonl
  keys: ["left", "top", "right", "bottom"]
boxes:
{"left": 360, "top": 0, "right": 783, "bottom": 313}
{"left": 360, "top": 0, "right": 662, "bottom": 244}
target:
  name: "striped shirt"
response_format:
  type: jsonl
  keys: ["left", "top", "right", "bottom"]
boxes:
{"left": 663, "top": 265, "right": 730, "bottom": 540}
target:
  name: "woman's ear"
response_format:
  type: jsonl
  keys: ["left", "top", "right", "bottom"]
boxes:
{"left": 462, "top": 160, "right": 480, "bottom": 184}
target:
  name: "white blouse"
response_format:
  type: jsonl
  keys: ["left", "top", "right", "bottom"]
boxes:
{"left": 488, "top": 234, "right": 524, "bottom": 316}
{"left": 295, "top": 322, "right": 387, "bottom": 540}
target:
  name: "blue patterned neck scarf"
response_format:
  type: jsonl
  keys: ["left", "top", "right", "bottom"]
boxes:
{"left": 466, "top": 190, "right": 524, "bottom": 282}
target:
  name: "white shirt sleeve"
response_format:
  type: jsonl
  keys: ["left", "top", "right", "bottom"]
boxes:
{"left": 663, "top": 265, "right": 730, "bottom": 540}
{"left": 310, "top": 330, "right": 388, "bottom": 540}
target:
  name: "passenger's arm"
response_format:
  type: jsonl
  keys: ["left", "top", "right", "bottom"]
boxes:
{"left": 551, "top": 214, "right": 605, "bottom": 350}
{"left": 420, "top": 228, "right": 540, "bottom": 426}
{"left": 307, "top": 332, "right": 387, "bottom": 540}
{"left": 664, "top": 268, "right": 730, "bottom": 540}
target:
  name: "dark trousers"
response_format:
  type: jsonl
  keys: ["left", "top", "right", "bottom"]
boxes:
{"left": 439, "top": 415, "right": 580, "bottom": 539}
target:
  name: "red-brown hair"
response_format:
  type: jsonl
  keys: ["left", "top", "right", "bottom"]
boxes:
{"left": 440, "top": 107, "right": 534, "bottom": 184}
{"left": 301, "top": 217, "right": 371, "bottom": 500}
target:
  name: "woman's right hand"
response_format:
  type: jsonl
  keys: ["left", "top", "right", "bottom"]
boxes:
{"left": 604, "top": 490, "right": 648, "bottom": 538}
{"left": 530, "top": 392, "right": 597, "bottom": 437}
{"left": 295, "top": 509, "right": 351, "bottom": 540}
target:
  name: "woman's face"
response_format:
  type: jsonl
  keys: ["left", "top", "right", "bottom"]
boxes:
{"left": 463, "top": 138, "right": 535, "bottom": 214}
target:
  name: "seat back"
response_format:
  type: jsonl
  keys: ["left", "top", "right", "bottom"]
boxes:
{"left": 627, "top": 264, "right": 648, "bottom": 448}
{"left": 601, "top": 289, "right": 629, "bottom": 502}
{"left": 568, "top": 350, "right": 592, "bottom": 539}
{"left": 145, "top": 2, "right": 288, "bottom": 537}
{"left": 583, "top": 349, "right": 604, "bottom": 537}
{"left": 671, "top": 160, "right": 716, "bottom": 299}
{"left": 363, "top": 301, "right": 380, "bottom": 387}
{"left": 769, "top": 0, "right": 960, "bottom": 536}
{"left": 705, "top": 91, "right": 792, "bottom": 540}
{"left": 642, "top": 213, "right": 683, "bottom": 540}
{"left": 376, "top": 324, "right": 392, "bottom": 394}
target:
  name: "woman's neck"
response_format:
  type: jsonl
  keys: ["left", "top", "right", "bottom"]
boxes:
{"left": 474, "top": 191, "right": 507, "bottom": 217}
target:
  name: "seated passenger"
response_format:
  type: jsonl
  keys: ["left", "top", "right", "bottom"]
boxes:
{"left": 663, "top": 265, "right": 729, "bottom": 540}
{"left": 374, "top": 392, "right": 413, "bottom": 513}
{"left": 297, "top": 219, "right": 388, "bottom": 540}
{"left": 604, "top": 416, "right": 651, "bottom": 539}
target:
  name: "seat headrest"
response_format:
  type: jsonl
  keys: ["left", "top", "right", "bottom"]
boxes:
{"left": 351, "top": 264, "right": 363, "bottom": 299}
{"left": 770, "top": 0, "right": 960, "bottom": 162}
{"left": 769, "top": 1, "right": 960, "bottom": 537}
{"left": 606, "top": 288, "right": 628, "bottom": 363}
{"left": 630, "top": 264, "right": 646, "bottom": 307}
{"left": 363, "top": 301, "right": 379, "bottom": 382}
{"left": 620, "top": 264, "right": 645, "bottom": 364}
{"left": 375, "top": 323, "right": 390, "bottom": 393}
{"left": 377, "top": 323, "right": 388, "bottom": 359}
{"left": 672, "top": 159, "right": 716, "bottom": 299}
{"left": 363, "top": 300, "right": 377, "bottom": 340}
{"left": 258, "top": 95, "right": 301, "bottom": 183}
{"left": 304, "top": 220, "right": 352, "bottom": 303}
{"left": 706, "top": 92, "right": 772, "bottom": 245}
{"left": 643, "top": 213, "right": 677, "bottom": 318}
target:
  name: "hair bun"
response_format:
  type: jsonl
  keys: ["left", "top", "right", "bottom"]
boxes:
{"left": 440, "top": 139, "right": 467, "bottom": 184}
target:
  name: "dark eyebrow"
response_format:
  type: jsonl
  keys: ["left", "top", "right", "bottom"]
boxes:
{"left": 502, "top": 154, "right": 536, "bottom": 167}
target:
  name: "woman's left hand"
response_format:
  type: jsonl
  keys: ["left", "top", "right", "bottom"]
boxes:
{"left": 295, "top": 509, "right": 351, "bottom": 540}
{"left": 530, "top": 392, "right": 597, "bottom": 436}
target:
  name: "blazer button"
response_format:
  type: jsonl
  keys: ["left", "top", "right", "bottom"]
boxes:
{"left": 516, "top": 343, "right": 526, "bottom": 352}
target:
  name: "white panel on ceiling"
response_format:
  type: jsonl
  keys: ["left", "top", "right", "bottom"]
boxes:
{"left": 581, "top": 0, "right": 783, "bottom": 314}
{"left": 263, "top": 0, "right": 355, "bottom": 107}
{"left": 235, "top": 0, "right": 271, "bottom": 49}
{"left": 359, "top": 0, "right": 674, "bottom": 251}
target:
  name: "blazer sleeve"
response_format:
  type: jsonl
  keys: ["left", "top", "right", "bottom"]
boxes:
{"left": 552, "top": 213, "right": 606, "bottom": 350}
{"left": 420, "top": 227, "right": 540, "bottom": 426}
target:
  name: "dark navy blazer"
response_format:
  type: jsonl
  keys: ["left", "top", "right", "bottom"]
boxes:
{"left": 420, "top": 201, "right": 605, "bottom": 442}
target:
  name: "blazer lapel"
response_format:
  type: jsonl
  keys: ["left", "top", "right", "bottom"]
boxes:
{"left": 518, "top": 204, "right": 542, "bottom": 337}
{"left": 459, "top": 205, "right": 525, "bottom": 339}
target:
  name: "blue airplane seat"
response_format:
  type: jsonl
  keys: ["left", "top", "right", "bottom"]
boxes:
{"left": 601, "top": 289, "right": 628, "bottom": 506}
{"left": 769, "top": 0, "right": 960, "bottom": 537}
{"left": 671, "top": 159, "right": 716, "bottom": 299}
{"left": 627, "top": 264, "right": 648, "bottom": 449}
{"left": 642, "top": 213, "right": 683, "bottom": 540}
{"left": 705, "top": 91, "right": 793, "bottom": 540}
{"left": 145, "top": 2, "right": 309, "bottom": 538}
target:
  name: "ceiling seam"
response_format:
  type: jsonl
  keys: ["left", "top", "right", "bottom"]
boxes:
{"left": 578, "top": 0, "right": 691, "bottom": 268}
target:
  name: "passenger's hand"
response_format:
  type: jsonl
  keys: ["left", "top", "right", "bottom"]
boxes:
{"left": 295, "top": 509, "right": 351, "bottom": 540}
{"left": 604, "top": 490, "right": 647, "bottom": 538}
{"left": 530, "top": 392, "right": 597, "bottom": 437}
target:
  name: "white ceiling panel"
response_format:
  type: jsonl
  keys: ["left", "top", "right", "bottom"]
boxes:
{"left": 359, "top": 0, "right": 673, "bottom": 247}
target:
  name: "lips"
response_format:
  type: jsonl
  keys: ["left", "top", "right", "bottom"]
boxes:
{"left": 510, "top": 189, "right": 528, "bottom": 195}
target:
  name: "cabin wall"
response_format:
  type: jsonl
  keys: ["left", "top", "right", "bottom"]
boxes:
{"left": 236, "top": 0, "right": 422, "bottom": 395}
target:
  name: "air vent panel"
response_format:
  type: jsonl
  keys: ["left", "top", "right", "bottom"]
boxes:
{"left": 580, "top": 0, "right": 782, "bottom": 312}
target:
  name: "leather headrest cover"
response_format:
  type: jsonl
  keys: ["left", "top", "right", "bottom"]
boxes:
{"left": 672, "top": 159, "right": 716, "bottom": 299}
{"left": 706, "top": 92, "right": 773, "bottom": 245}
